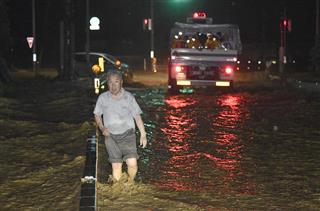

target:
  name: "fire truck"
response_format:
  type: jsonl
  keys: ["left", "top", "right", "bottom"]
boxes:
{"left": 168, "top": 12, "right": 242, "bottom": 92}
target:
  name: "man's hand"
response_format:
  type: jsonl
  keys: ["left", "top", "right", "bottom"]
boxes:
{"left": 95, "top": 115, "right": 109, "bottom": 137}
{"left": 134, "top": 115, "right": 147, "bottom": 148}
{"left": 101, "top": 127, "right": 110, "bottom": 137}
{"left": 139, "top": 135, "right": 147, "bottom": 148}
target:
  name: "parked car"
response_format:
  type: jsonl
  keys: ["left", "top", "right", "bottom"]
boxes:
{"left": 73, "top": 52, "right": 133, "bottom": 83}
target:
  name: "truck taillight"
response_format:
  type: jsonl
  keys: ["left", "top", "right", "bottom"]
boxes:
{"left": 224, "top": 66, "right": 233, "bottom": 74}
{"left": 172, "top": 65, "right": 188, "bottom": 74}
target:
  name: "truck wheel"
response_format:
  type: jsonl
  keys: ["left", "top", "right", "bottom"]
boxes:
{"left": 229, "top": 80, "right": 234, "bottom": 89}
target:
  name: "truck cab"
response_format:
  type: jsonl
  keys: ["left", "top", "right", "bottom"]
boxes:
{"left": 168, "top": 12, "right": 242, "bottom": 92}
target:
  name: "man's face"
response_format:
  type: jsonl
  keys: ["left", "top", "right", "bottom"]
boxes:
{"left": 107, "top": 74, "right": 123, "bottom": 95}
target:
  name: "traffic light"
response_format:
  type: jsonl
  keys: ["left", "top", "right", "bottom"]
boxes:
{"left": 143, "top": 18, "right": 148, "bottom": 31}
{"left": 283, "top": 19, "right": 287, "bottom": 27}
{"left": 280, "top": 17, "right": 292, "bottom": 32}
{"left": 143, "top": 18, "right": 152, "bottom": 31}
{"left": 148, "top": 18, "right": 152, "bottom": 31}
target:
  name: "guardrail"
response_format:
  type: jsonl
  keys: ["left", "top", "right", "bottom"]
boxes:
{"left": 287, "top": 79, "right": 320, "bottom": 93}
{"left": 79, "top": 135, "right": 98, "bottom": 211}
{"left": 267, "top": 73, "right": 320, "bottom": 93}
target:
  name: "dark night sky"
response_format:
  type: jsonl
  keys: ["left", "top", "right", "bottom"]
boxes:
{"left": 7, "top": 0, "right": 316, "bottom": 66}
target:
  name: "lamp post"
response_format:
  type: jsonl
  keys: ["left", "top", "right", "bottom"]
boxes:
{"left": 150, "top": 0, "right": 157, "bottom": 72}
{"left": 150, "top": 0, "right": 154, "bottom": 59}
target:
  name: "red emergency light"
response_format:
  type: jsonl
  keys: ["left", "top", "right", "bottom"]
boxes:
{"left": 193, "top": 12, "right": 206, "bottom": 19}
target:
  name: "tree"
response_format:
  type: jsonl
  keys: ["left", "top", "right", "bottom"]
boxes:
{"left": 310, "top": 35, "right": 320, "bottom": 75}
{"left": 57, "top": 0, "right": 75, "bottom": 80}
{"left": 0, "top": 0, "right": 12, "bottom": 82}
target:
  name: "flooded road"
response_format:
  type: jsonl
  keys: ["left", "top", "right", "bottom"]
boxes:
{"left": 99, "top": 87, "right": 320, "bottom": 210}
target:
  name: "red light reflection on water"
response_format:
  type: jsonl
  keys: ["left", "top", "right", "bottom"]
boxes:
{"left": 219, "top": 95, "right": 240, "bottom": 107}
{"left": 162, "top": 96, "right": 198, "bottom": 153}
{"left": 154, "top": 96, "right": 199, "bottom": 191}
{"left": 153, "top": 94, "right": 257, "bottom": 195}
{"left": 153, "top": 152, "right": 203, "bottom": 191}
{"left": 211, "top": 94, "right": 256, "bottom": 194}
{"left": 214, "top": 95, "right": 246, "bottom": 129}
{"left": 165, "top": 96, "right": 197, "bottom": 109}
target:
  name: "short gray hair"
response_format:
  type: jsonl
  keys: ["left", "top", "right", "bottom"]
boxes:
{"left": 106, "top": 69, "right": 123, "bottom": 81}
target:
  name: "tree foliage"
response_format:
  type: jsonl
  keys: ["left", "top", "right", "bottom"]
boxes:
{"left": 0, "top": 0, "right": 11, "bottom": 83}
{"left": 0, "top": 0, "right": 10, "bottom": 56}
{"left": 310, "top": 36, "right": 320, "bottom": 74}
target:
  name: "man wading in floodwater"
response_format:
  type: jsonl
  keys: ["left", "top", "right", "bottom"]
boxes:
{"left": 94, "top": 69, "right": 147, "bottom": 183}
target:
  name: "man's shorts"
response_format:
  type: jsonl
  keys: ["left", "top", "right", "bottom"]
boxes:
{"left": 104, "top": 128, "right": 139, "bottom": 163}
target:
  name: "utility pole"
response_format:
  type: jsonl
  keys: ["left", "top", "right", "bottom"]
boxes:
{"left": 316, "top": 0, "right": 319, "bottom": 44}
{"left": 63, "top": 0, "right": 74, "bottom": 80}
{"left": 86, "top": 0, "right": 90, "bottom": 64}
{"left": 150, "top": 0, "right": 156, "bottom": 72}
{"left": 314, "top": 0, "right": 320, "bottom": 72}
{"left": 279, "top": 9, "right": 287, "bottom": 77}
{"left": 32, "top": 0, "right": 37, "bottom": 76}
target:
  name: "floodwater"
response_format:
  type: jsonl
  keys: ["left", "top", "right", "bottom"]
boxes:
{"left": 98, "top": 87, "right": 320, "bottom": 210}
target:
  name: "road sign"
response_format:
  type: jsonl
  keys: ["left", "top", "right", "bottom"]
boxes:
{"left": 98, "top": 57, "right": 104, "bottom": 72}
{"left": 26, "top": 37, "right": 34, "bottom": 48}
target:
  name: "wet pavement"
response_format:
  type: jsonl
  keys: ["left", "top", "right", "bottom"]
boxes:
{"left": 98, "top": 86, "right": 320, "bottom": 210}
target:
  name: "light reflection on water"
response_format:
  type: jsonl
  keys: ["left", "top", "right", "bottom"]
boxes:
{"left": 101, "top": 89, "right": 320, "bottom": 209}
{"left": 211, "top": 95, "right": 255, "bottom": 194}
{"left": 148, "top": 93, "right": 258, "bottom": 195}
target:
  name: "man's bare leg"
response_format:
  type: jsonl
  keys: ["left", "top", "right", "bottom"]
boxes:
{"left": 111, "top": 162, "right": 123, "bottom": 181}
{"left": 126, "top": 158, "right": 138, "bottom": 182}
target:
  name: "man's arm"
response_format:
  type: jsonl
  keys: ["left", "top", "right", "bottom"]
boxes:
{"left": 134, "top": 114, "right": 147, "bottom": 148}
{"left": 94, "top": 114, "right": 109, "bottom": 136}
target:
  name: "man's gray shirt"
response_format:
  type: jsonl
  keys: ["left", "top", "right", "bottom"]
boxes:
{"left": 94, "top": 89, "right": 142, "bottom": 134}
